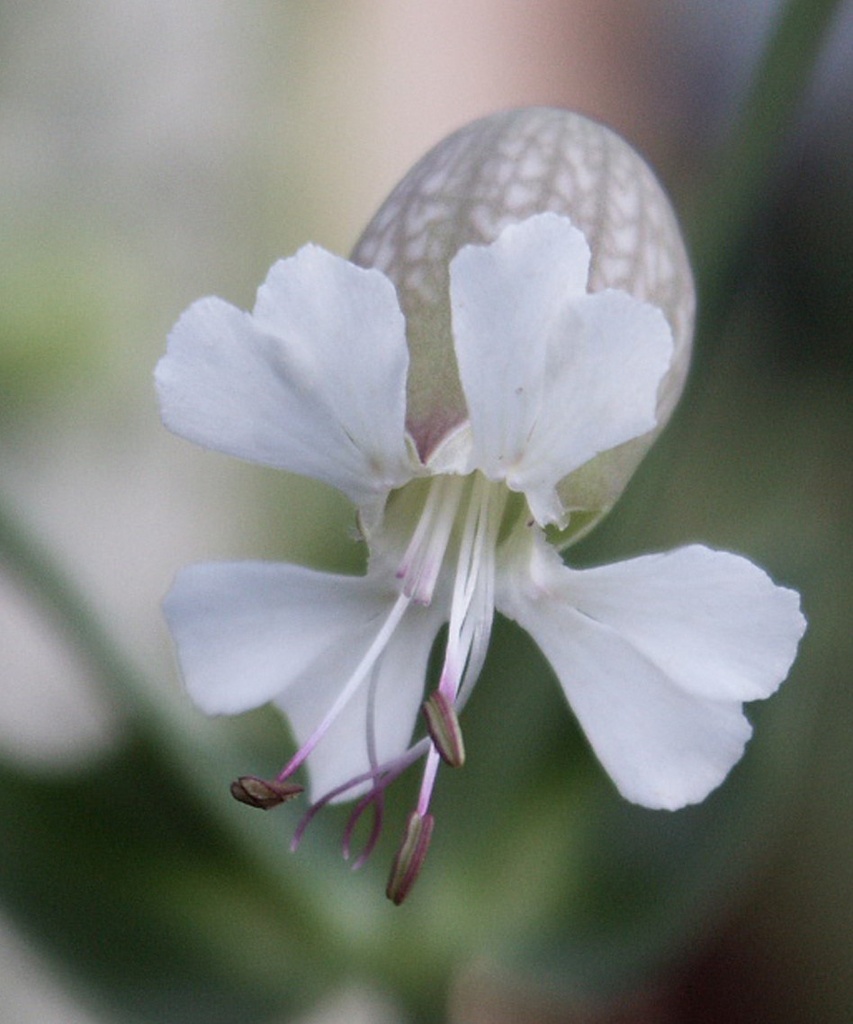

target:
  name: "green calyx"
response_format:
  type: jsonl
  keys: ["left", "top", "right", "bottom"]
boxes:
{"left": 352, "top": 107, "right": 695, "bottom": 528}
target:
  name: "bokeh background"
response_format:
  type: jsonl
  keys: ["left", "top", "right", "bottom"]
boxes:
{"left": 1, "top": 2, "right": 851, "bottom": 1021}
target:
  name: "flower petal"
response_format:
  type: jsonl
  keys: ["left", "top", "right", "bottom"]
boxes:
{"left": 163, "top": 561, "right": 387, "bottom": 715}
{"left": 450, "top": 213, "right": 591, "bottom": 479}
{"left": 557, "top": 544, "right": 806, "bottom": 702}
{"left": 277, "top": 596, "right": 444, "bottom": 802}
{"left": 513, "top": 290, "right": 673, "bottom": 524}
{"left": 496, "top": 536, "right": 802, "bottom": 809}
{"left": 163, "top": 560, "right": 442, "bottom": 801}
{"left": 156, "top": 244, "right": 414, "bottom": 506}
{"left": 450, "top": 214, "right": 672, "bottom": 525}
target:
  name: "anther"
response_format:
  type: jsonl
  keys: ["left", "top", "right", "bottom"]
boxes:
{"left": 422, "top": 690, "right": 465, "bottom": 768}
{"left": 230, "top": 775, "right": 304, "bottom": 810}
{"left": 386, "top": 810, "right": 435, "bottom": 905}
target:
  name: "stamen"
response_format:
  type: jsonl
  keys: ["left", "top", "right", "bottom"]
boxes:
{"left": 277, "top": 590, "right": 411, "bottom": 783}
{"left": 410, "top": 476, "right": 508, "bottom": 834}
{"left": 422, "top": 690, "right": 465, "bottom": 767}
{"left": 290, "top": 736, "right": 432, "bottom": 853}
{"left": 230, "top": 775, "right": 303, "bottom": 809}
{"left": 416, "top": 745, "right": 442, "bottom": 817}
{"left": 270, "top": 473, "right": 520, "bottom": 901}
{"left": 343, "top": 790, "right": 384, "bottom": 869}
{"left": 386, "top": 811, "right": 435, "bottom": 905}
{"left": 344, "top": 662, "right": 386, "bottom": 868}
{"left": 438, "top": 475, "right": 506, "bottom": 702}
{"left": 396, "top": 476, "right": 465, "bottom": 603}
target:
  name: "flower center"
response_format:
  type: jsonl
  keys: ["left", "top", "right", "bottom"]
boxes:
{"left": 398, "top": 472, "right": 509, "bottom": 701}
{"left": 389, "top": 471, "right": 513, "bottom": 900}
{"left": 234, "top": 470, "right": 522, "bottom": 901}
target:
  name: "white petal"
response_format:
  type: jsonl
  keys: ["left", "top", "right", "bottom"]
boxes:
{"left": 163, "top": 561, "right": 389, "bottom": 715}
{"left": 530, "top": 608, "right": 751, "bottom": 809}
{"left": 156, "top": 245, "right": 414, "bottom": 506}
{"left": 558, "top": 545, "right": 806, "bottom": 702}
{"left": 512, "top": 291, "right": 672, "bottom": 524}
{"left": 163, "top": 561, "right": 442, "bottom": 801}
{"left": 496, "top": 536, "right": 802, "bottom": 809}
{"left": 277, "top": 598, "right": 444, "bottom": 802}
{"left": 450, "top": 213, "right": 591, "bottom": 480}
{"left": 450, "top": 213, "right": 672, "bottom": 525}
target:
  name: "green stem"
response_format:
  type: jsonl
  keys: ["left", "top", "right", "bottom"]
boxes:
{"left": 686, "top": 0, "right": 843, "bottom": 331}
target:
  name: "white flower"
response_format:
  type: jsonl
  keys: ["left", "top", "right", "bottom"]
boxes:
{"left": 156, "top": 213, "right": 805, "bottom": 902}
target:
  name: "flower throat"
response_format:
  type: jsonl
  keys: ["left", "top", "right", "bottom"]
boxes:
{"left": 231, "top": 471, "right": 522, "bottom": 902}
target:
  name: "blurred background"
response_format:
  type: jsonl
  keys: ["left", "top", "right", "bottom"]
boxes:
{"left": 0, "top": 1, "right": 850, "bottom": 1021}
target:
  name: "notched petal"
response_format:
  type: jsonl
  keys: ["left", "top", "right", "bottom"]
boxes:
{"left": 156, "top": 244, "right": 414, "bottom": 506}
{"left": 450, "top": 213, "right": 593, "bottom": 481}
{"left": 509, "top": 289, "right": 674, "bottom": 524}
{"left": 496, "top": 534, "right": 804, "bottom": 809}
{"left": 560, "top": 544, "right": 807, "bottom": 703}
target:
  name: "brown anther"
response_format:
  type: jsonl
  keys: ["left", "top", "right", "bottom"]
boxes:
{"left": 230, "top": 775, "right": 303, "bottom": 810}
{"left": 422, "top": 690, "right": 465, "bottom": 767}
{"left": 386, "top": 811, "right": 435, "bottom": 905}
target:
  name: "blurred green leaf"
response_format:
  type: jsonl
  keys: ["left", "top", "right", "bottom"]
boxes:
{"left": 0, "top": 226, "right": 115, "bottom": 416}
{"left": 0, "top": 743, "right": 307, "bottom": 1023}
